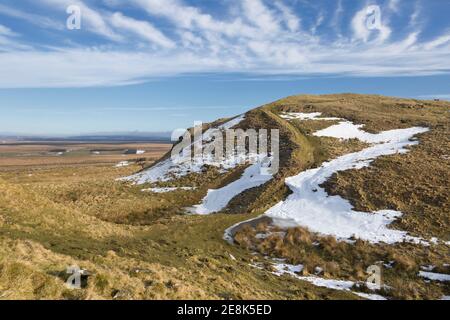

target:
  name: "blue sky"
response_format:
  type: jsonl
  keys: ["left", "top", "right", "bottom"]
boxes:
{"left": 0, "top": 0, "right": 449, "bottom": 135}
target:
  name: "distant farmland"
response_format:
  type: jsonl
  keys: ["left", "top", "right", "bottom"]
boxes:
{"left": 0, "top": 141, "right": 172, "bottom": 168}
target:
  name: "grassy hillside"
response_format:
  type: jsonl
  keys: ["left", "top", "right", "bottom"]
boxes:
{"left": 0, "top": 166, "right": 354, "bottom": 300}
{"left": 235, "top": 95, "right": 450, "bottom": 299}
{"left": 0, "top": 94, "right": 448, "bottom": 299}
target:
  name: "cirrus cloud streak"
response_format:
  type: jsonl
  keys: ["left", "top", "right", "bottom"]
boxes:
{"left": 0, "top": 0, "right": 448, "bottom": 88}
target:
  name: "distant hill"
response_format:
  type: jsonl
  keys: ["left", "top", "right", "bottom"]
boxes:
{"left": 0, "top": 132, "right": 172, "bottom": 143}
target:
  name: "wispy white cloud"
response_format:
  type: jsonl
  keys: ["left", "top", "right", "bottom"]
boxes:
{"left": 330, "top": 0, "right": 344, "bottom": 37}
{"left": 0, "top": 3, "right": 64, "bottom": 30}
{"left": 131, "top": 0, "right": 256, "bottom": 38}
{"left": 310, "top": 11, "right": 325, "bottom": 35}
{"left": 0, "top": 0, "right": 449, "bottom": 88}
{"left": 110, "top": 12, "right": 175, "bottom": 48}
{"left": 388, "top": 0, "right": 401, "bottom": 13}
{"left": 0, "top": 24, "right": 17, "bottom": 37}
{"left": 0, "top": 24, "right": 31, "bottom": 51}
{"left": 241, "top": 0, "right": 280, "bottom": 34}
{"left": 132, "top": 0, "right": 199, "bottom": 29}
{"left": 273, "top": 0, "right": 301, "bottom": 32}
{"left": 409, "top": 1, "right": 422, "bottom": 28}
{"left": 0, "top": 49, "right": 229, "bottom": 87}
{"left": 424, "top": 33, "right": 450, "bottom": 50}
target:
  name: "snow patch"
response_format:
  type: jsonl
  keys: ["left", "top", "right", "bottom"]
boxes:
{"left": 419, "top": 271, "right": 450, "bottom": 282}
{"left": 190, "top": 160, "right": 273, "bottom": 215}
{"left": 280, "top": 112, "right": 340, "bottom": 121}
{"left": 420, "top": 265, "right": 435, "bottom": 272}
{"left": 271, "top": 263, "right": 387, "bottom": 300}
{"left": 142, "top": 187, "right": 195, "bottom": 193}
{"left": 314, "top": 121, "right": 424, "bottom": 144}
{"left": 265, "top": 115, "right": 430, "bottom": 244}
{"left": 115, "top": 161, "right": 130, "bottom": 167}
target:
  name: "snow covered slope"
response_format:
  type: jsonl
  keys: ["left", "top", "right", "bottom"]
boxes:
{"left": 122, "top": 115, "right": 245, "bottom": 184}
{"left": 265, "top": 113, "right": 430, "bottom": 244}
